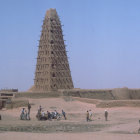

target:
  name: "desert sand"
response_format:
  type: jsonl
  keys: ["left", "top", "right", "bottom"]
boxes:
{"left": 0, "top": 96, "right": 140, "bottom": 140}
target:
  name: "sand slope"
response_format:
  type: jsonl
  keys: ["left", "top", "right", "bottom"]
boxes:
{"left": 0, "top": 97, "right": 140, "bottom": 140}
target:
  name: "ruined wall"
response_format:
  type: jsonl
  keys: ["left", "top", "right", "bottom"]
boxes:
{"left": 62, "top": 89, "right": 114, "bottom": 100}
{"left": 62, "top": 88, "right": 140, "bottom": 100}
{"left": 18, "top": 88, "right": 140, "bottom": 100}
{"left": 129, "top": 89, "right": 140, "bottom": 99}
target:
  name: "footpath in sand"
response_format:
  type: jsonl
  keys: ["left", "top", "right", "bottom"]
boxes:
{"left": 0, "top": 97, "right": 140, "bottom": 140}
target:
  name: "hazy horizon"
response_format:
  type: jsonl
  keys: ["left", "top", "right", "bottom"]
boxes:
{"left": 0, "top": 0, "right": 140, "bottom": 91}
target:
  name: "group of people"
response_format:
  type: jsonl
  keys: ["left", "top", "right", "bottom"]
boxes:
{"left": 86, "top": 109, "right": 108, "bottom": 122}
{"left": 20, "top": 103, "right": 109, "bottom": 122}
{"left": 36, "top": 105, "right": 66, "bottom": 121}
{"left": 20, "top": 103, "right": 31, "bottom": 120}
{"left": 20, "top": 103, "right": 66, "bottom": 121}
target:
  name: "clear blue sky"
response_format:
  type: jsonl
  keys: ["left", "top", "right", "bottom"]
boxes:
{"left": 0, "top": 0, "right": 140, "bottom": 91}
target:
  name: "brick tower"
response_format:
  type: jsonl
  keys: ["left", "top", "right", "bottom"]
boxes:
{"left": 34, "top": 9, "right": 74, "bottom": 91}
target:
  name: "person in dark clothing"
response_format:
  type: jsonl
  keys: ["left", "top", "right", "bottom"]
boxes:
{"left": 86, "top": 111, "right": 89, "bottom": 122}
{"left": 0, "top": 114, "right": 1, "bottom": 120}
{"left": 47, "top": 111, "right": 51, "bottom": 120}
{"left": 28, "top": 103, "right": 31, "bottom": 114}
{"left": 104, "top": 110, "right": 108, "bottom": 121}
{"left": 62, "top": 110, "right": 66, "bottom": 120}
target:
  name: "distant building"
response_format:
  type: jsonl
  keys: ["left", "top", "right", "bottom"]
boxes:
{"left": 34, "top": 9, "right": 74, "bottom": 91}
{"left": 0, "top": 89, "right": 17, "bottom": 109}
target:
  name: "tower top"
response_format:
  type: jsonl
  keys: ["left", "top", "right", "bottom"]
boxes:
{"left": 45, "top": 8, "right": 58, "bottom": 19}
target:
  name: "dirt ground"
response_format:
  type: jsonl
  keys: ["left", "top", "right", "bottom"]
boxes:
{"left": 0, "top": 97, "right": 140, "bottom": 140}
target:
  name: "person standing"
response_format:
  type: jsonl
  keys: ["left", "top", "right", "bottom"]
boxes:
{"left": 20, "top": 108, "right": 25, "bottom": 120}
{"left": 62, "top": 110, "right": 66, "bottom": 120}
{"left": 104, "top": 110, "right": 108, "bottom": 121}
{"left": 25, "top": 109, "right": 29, "bottom": 120}
{"left": 28, "top": 102, "right": 31, "bottom": 115}
{"left": 86, "top": 110, "right": 89, "bottom": 122}
{"left": 39, "top": 105, "right": 42, "bottom": 112}
{"left": 89, "top": 110, "right": 93, "bottom": 121}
